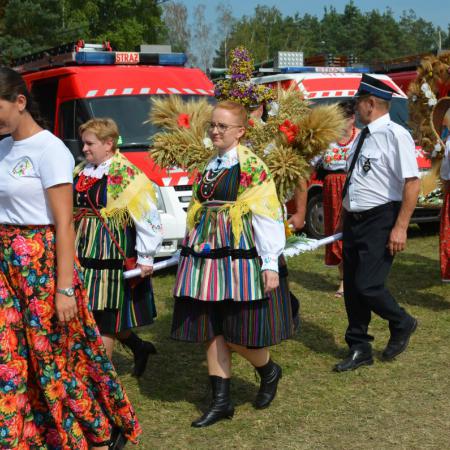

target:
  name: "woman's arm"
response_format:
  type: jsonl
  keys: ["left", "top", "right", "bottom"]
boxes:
{"left": 252, "top": 212, "right": 286, "bottom": 293}
{"left": 130, "top": 198, "right": 163, "bottom": 277}
{"left": 46, "top": 183, "right": 78, "bottom": 323}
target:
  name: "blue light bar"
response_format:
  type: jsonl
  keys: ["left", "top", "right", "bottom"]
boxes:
{"left": 74, "top": 51, "right": 187, "bottom": 66}
{"left": 158, "top": 53, "right": 187, "bottom": 66}
{"left": 280, "top": 66, "right": 370, "bottom": 74}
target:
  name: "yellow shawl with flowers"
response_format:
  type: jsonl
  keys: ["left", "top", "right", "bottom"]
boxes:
{"left": 74, "top": 151, "right": 156, "bottom": 227}
{"left": 187, "top": 145, "right": 283, "bottom": 243}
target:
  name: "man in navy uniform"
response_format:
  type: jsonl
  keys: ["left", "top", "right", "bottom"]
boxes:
{"left": 334, "top": 74, "right": 420, "bottom": 372}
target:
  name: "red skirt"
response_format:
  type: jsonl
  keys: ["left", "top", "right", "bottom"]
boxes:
{"left": 322, "top": 173, "right": 346, "bottom": 266}
{"left": 0, "top": 224, "right": 141, "bottom": 449}
{"left": 440, "top": 189, "right": 450, "bottom": 282}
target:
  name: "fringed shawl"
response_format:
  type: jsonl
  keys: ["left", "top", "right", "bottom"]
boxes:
{"left": 74, "top": 152, "right": 156, "bottom": 227}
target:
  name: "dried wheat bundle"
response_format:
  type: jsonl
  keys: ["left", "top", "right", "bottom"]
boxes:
{"left": 265, "top": 145, "right": 310, "bottom": 202}
{"left": 295, "top": 104, "right": 347, "bottom": 159}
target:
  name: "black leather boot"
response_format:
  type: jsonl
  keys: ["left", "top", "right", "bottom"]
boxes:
{"left": 254, "top": 359, "right": 282, "bottom": 409}
{"left": 191, "top": 376, "right": 234, "bottom": 428}
{"left": 119, "top": 332, "right": 157, "bottom": 377}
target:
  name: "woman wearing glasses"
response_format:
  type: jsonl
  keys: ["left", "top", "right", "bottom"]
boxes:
{"left": 171, "top": 100, "right": 296, "bottom": 427}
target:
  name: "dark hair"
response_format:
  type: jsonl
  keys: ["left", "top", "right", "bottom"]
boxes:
{"left": 337, "top": 100, "right": 356, "bottom": 119}
{"left": 0, "top": 66, "right": 46, "bottom": 127}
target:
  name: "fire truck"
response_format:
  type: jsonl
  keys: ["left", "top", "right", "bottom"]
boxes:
{"left": 12, "top": 41, "right": 215, "bottom": 257}
{"left": 252, "top": 52, "right": 441, "bottom": 238}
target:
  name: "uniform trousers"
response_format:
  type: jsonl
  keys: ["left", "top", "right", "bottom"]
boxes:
{"left": 342, "top": 201, "right": 413, "bottom": 349}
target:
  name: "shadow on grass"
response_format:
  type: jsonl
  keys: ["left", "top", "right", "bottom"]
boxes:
{"left": 288, "top": 267, "right": 337, "bottom": 293}
{"left": 293, "top": 318, "right": 345, "bottom": 359}
{"left": 391, "top": 251, "right": 449, "bottom": 311}
{"left": 113, "top": 312, "right": 259, "bottom": 411}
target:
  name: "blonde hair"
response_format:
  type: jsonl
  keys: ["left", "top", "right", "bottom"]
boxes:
{"left": 79, "top": 118, "right": 120, "bottom": 150}
{"left": 214, "top": 100, "right": 248, "bottom": 127}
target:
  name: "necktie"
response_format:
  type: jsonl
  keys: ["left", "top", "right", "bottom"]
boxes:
{"left": 341, "top": 127, "right": 370, "bottom": 200}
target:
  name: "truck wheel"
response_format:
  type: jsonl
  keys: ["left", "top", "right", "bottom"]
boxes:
{"left": 305, "top": 192, "right": 325, "bottom": 239}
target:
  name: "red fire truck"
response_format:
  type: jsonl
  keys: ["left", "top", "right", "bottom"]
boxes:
{"left": 12, "top": 41, "right": 215, "bottom": 256}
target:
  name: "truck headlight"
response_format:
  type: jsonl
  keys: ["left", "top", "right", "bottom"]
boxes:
{"left": 152, "top": 182, "right": 166, "bottom": 213}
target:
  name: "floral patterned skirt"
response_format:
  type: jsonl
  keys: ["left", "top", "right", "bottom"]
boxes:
{"left": 0, "top": 224, "right": 141, "bottom": 449}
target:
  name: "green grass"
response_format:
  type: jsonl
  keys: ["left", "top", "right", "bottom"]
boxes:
{"left": 113, "top": 228, "right": 449, "bottom": 449}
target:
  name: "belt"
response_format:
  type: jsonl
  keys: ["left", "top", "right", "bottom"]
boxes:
{"left": 346, "top": 201, "right": 401, "bottom": 221}
{"left": 323, "top": 169, "right": 346, "bottom": 176}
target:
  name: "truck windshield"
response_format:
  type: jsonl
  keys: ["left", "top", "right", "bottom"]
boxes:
{"left": 310, "top": 97, "right": 410, "bottom": 130}
{"left": 85, "top": 95, "right": 215, "bottom": 149}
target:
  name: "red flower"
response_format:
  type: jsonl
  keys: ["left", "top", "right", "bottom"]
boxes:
{"left": 278, "top": 119, "right": 299, "bottom": 143}
{"left": 248, "top": 118, "right": 255, "bottom": 127}
{"left": 109, "top": 175, "right": 123, "bottom": 184}
{"left": 177, "top": 113, "right": 190, "bottom": 129}
{"left": 334, "top": 154, "right": 341, "bottom": 160}
{"left": 333, "top": 147, "right": 339, "bottom": 153}
{"left": 240, "top": 172, "right": 252, "bottom": 187}
{"left": 126, "top": 166, "right": 135, "bottom": 177}
{"left": 259, "top": 170, "right": 267, "bottom": 182}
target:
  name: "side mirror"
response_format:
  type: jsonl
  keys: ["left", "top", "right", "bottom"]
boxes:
{"left": 64, "top": 139, "right": 84, "bottom": 164}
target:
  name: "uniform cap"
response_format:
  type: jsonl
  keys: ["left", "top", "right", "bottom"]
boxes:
{"left": 355, "top": 74, "right": 398, "bottom": 101}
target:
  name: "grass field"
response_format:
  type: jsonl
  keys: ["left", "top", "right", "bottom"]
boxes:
{"left": 113, "top": 228, "right": 449, "bottom": 450}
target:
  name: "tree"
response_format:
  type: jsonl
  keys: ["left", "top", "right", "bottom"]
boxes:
{"left": 192, "top": 4, "right": 213, "bottom": 70}
{"left": 215, "top": 3, "right": 235, "bottom": 67}
{"left": 162, "top": 1, "right": 191, "bottom": 54}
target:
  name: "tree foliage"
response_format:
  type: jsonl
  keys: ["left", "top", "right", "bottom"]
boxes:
{"left": 0, "top": 0, "right": 168, "bottom": 63}
{"left": 213, "top": 1, "right": 448, "bottom": 67}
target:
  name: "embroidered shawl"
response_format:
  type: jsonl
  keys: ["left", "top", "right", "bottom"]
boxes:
{"left": 187, "top": 144, "right": 282, "bottom": 242}
{"left": 74, "top": 151, "right": 156, "bottom": 227}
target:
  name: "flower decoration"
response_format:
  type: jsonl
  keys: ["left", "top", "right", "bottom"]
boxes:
{"left": 214, "top": 46, "right": 275, "bottom": 108}
{"left": 177, "top": 113, "right": 190, "bottom": 129}
{"left": 278, "top": 119, "right": 299, "bottom": 143}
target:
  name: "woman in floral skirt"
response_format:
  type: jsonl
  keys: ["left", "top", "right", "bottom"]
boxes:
{"left": 319, "top": 100, "right": 359, "bottom": 297}
{"left": 0, "top": 67, "right": 140, "bottom": 449}
{"left": 171, "top": 101, "right": 297, "bottom": 427}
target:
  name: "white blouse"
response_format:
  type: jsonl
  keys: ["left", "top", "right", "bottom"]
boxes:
{"left": 80, "top": 158, "right": 162, "bottom": 266}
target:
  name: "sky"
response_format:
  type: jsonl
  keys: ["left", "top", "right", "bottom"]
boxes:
{"left": 180, "top": 0, "right": 450, "bottom": 30}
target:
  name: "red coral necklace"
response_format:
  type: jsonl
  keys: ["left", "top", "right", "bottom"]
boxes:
{"left": 337, "top": 126, "right": 356, "bottom": 147}
{"left": 75, "top": 173, "right": 101, "bottom": 192}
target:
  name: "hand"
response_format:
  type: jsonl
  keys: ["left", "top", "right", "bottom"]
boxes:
{"left": 387, "top": 225, "right": 407, "bottom": 256}
{"left": 287, "top": 213, "right": 306, "bottom": 232}
{"left": 262, "top": 270, "right": 279, "bottom": 294}
{"left": 138, "top": 263, "right": 154, "bottom": 278}
{"left": 55, "top": 292, "right": 78, "bottom": 324}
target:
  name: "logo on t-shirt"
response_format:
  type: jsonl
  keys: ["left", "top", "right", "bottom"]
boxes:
{"left": 11, "top": 157, "right": 34, "bottom": 177}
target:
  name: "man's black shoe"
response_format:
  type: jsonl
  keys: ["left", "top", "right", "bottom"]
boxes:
{"left": 382, "top": 318, "right": 418, "bottom": 361}
{"left": 333, "top": 349, "right": 373, "bottom": 372}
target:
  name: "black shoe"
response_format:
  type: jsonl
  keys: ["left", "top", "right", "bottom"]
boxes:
{"left": 132, "top": 340, "right": 157, "bottom": 377}
{"left": 382, "top": 318, "right": 418, "bottom": 361}
{"left": 108, "top": 428, "right": 127, "bottom": 450}
{"left": 253, "top": 360, "right": 282, "bottom": 409}
{"left": 191, "top": 376, "right": 234, "bottom": 428}
{"left": 333, "top": 349, "right": 373, "bottom": 372}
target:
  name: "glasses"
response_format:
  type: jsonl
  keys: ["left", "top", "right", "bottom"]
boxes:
{"left": 207, "top": 121, "right": 243, "bottom": 133}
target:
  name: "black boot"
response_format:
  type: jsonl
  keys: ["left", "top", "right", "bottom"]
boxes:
{"left": 191, "top": 376, "right": 234, "bottom": 428}
{"left": 119, "top": 332, "right": 157, "bottom": 377}
{"left": 254, "top": 359, "right": 282, "bottom": 409}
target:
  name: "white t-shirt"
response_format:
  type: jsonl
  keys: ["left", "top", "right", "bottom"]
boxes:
{"left": 0, "top": 130, "right": 74, "bottom": 225}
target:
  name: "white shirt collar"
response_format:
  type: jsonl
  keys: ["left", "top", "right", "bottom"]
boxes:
{"left": 205, "top": 146, "right": 239, "bottom": 171}
{"left": 82, "top": 157, "right": 113, "bottom": 178}
{"left": 367, "top": 113, "right": 390, "bottom": 134}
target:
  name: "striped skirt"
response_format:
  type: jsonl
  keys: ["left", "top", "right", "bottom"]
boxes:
{"left": 440, "top": 189, "right": 450, "bottom": 282}
{"left": 0, "top": 224, "right": 141, "bottom": 448}
{"left": 172, "top": 209, "right": 298, "bottom": 347}
{"left": 323, "top": 173, "right": 346, "bottom": 266}
{"left": 75, "top": 215, "right": 156, "bottom": 333}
